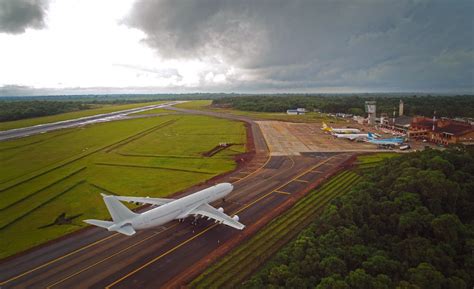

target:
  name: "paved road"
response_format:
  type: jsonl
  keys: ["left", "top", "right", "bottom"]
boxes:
{"left": 0, "top": 107, "right": 354, "bottom": 289}
{"left": 0, "top": 101, "right": 182, "bottom": 141}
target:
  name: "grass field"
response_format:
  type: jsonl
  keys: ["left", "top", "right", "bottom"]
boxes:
{"left": 175, "top": 100, "right": 345, "bottom": 123}
{"left": 354, "top": 152, "right": 399, "bottom": 170}
{"left": 190, "top": 169, "right": 363, "bottom": 289}
{"left": 0, "top": 113, "right": 246, "bottom": 259}
{"left": 0, "top": 101, "right": 167, "bottom": 131}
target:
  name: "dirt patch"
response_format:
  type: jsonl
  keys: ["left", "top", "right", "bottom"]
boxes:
{"left": 202, "top": 143, "right": 235, "bottom": 157}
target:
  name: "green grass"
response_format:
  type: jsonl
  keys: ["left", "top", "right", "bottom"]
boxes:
{"left": 190, "top": 170, "right": 362, "bottom": 289}
{"left": 175, "top": 100, "right": 345, "bottom": 123}
{"left": 355, "top": 152, "right": 399, "bottom": 164}
{"left": 0, "top": 101, "right": 167, "bottom": 131}
{"left": 0, "top": 114, "right": 246, "bottom": 259}
{"left": 174, "top": 100, "right": 213, "bottom": 110}
{"left": 354, "top": 152, "right": 399, "bottom": 171}
{"left": 129, "top": 107, "right": 179, "bottom": 115}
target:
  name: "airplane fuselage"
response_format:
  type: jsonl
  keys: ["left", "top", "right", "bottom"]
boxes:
{"left": 330, "top": 128, "right": 360, "bottom": 133}
{"left": 333, "top": 133, "right": 369, "bottom": 140}
{"left": 131, "top": 183, "right": 232, "bottom": 230}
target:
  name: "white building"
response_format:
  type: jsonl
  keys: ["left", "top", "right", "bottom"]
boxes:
{"left": 287, "top": 108, "right": 306, "bottom": 115}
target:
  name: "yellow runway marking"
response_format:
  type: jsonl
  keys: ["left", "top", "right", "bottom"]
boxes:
{"left": 46, "top": 224, "right": 178, "bottom": 288}
{"left": 294, "top": 179, "right": 309, "bottom": 183}
{"left": 233, "top": 155, "right": 270, "bottom": 184}
{"left": 274, "top": 190, "right": 291, "bottom": 195}
{"left": 0, "top": 233, "right": 119, "bottom": 285}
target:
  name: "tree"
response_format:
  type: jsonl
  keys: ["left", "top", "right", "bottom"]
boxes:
{"left": 316, "top": 275, "right": 349, "bottom": 289}
{"left": 408, "top": 263, "right": 445, "bottom": 289}
{"left": 431, "top": 214, "right": 463, "bottom": 243}
{"left": 345, "top": 269, "right": 374, "bottom": 289}
{"left": 320, "top": 256, "right": 347, "bottom": 277}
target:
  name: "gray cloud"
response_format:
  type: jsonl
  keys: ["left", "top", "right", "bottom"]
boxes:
{"left": 0, "top": 0, "right": 49, "bottom": 34}
{"left": 127, "top": 0, "right": 474, "bottom": 92}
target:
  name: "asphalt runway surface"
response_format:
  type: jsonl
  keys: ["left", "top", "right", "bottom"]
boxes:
{"left": 0, "top": 101, "right": 181, "bottom": 142}
{"left": 0, "top": 107, "right": 355, "bottom": 289}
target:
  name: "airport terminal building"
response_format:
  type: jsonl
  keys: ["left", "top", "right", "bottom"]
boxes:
{"left": 409, "top": 117, "right": 474, "bottom": 145}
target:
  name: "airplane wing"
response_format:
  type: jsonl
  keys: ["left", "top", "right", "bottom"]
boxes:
{"left": 191, "top": 203, "right": 245, "bottom": 230}
{"left": 113, "top": 195, "right": 175, "bottom": 206}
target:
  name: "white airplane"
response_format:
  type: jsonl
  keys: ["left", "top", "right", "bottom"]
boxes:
{"left": 333, "top": 132, "right": 371, "bottom": 141}
{"left": 321, "top": 122, "right": 361, "bottom": 134}
{"left": 84, "top": 183, "right": 244, "bottom": 236}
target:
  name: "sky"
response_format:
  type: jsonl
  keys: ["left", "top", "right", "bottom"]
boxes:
{"left": 0, "top": 0, "right": 472, "bottom": 96}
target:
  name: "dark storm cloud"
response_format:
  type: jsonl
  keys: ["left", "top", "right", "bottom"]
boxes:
{"left": 0, "top": 0, "right": 49, "bottom": 34}
{"left": 127, "top": 0, "right": 474, "bottom": 92}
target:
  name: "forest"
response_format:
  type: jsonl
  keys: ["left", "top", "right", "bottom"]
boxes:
{"left": 212, "top": 95, "right": 474, "bottom": 118}
{"left": 243, "top": 148, "right": 474, "bottom": 289}
{"left": 0, "top": 101, "right": 91, "bottom": 122}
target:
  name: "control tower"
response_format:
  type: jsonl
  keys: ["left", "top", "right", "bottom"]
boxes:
{"left": 365, "top": 101, "right": 376, "bottom": 126}
{"left": 399, "top": 99, "right": 404, "bottom": 116}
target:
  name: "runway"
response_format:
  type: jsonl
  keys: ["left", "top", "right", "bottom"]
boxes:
{"left": 0, "top": 101, "right": 182, "bottom": 141}
{"left": 0, "top": 107, "right": 355, "bottom": 288}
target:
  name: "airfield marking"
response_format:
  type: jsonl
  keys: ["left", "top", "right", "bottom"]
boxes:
{"left": 233, "top": 123, "right": 272, "bottom": 184}
{"left": 106, "top": 156, "right": 339, "bottom": 288}
{"left": 294, "top": 179, "right": 309, "bottom": 183}
{"left": 232, "top": 153, "right": 270, "bottom": 184}
{"left": 0, "top": 233, "right": 119, "bottom": 285}
{"left": 45, "top": 224, "right": 178, "bottom": 288}
{"left": 274, "top": 190, "right": 291, "bottom": 195}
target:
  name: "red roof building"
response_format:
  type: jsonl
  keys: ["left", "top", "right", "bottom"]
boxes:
{"left": 409, "top": 117, "right": 474, "bottom": 145}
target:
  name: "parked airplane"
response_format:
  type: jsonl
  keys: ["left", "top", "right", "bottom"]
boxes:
{"left": 333, "top": 132, "right": 370, "bottom": 141}
{"left": 84, "top": 183, "right": 244, "bottom": 236}
{"left": 321, "top": 122, "right": 361, "bottom": 134}
{"left": 366, "top": 132, "right": 405, "bottom": 146}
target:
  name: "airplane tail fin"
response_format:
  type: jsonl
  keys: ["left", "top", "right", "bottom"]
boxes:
{"left": 102, "top": 194, "right": 138, "bottom": 223}
{"left": 367, "top": 132, "right": 374, "bottom": 139}
{"left": 321, "top": 122, "right": 331, "bottom": 131}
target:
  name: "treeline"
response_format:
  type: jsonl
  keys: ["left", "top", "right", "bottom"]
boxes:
{"left": 243, "top": 148, "right": 474, "bottom": 289}
{"left": 0, "top": 101, "right": 91, "bottom": 122}
{"left": 0, "top": 93, "right": 236, "bottom": 102}
{"left": 212, "top": 95, "right": 474, "bottom": 118}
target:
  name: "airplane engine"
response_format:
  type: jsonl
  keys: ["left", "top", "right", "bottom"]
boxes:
{"left": 232, "top": 215, "right": 239, "bottom": 222}
{"left": 218, "top": 207, "right": 224, "bottom": 213}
